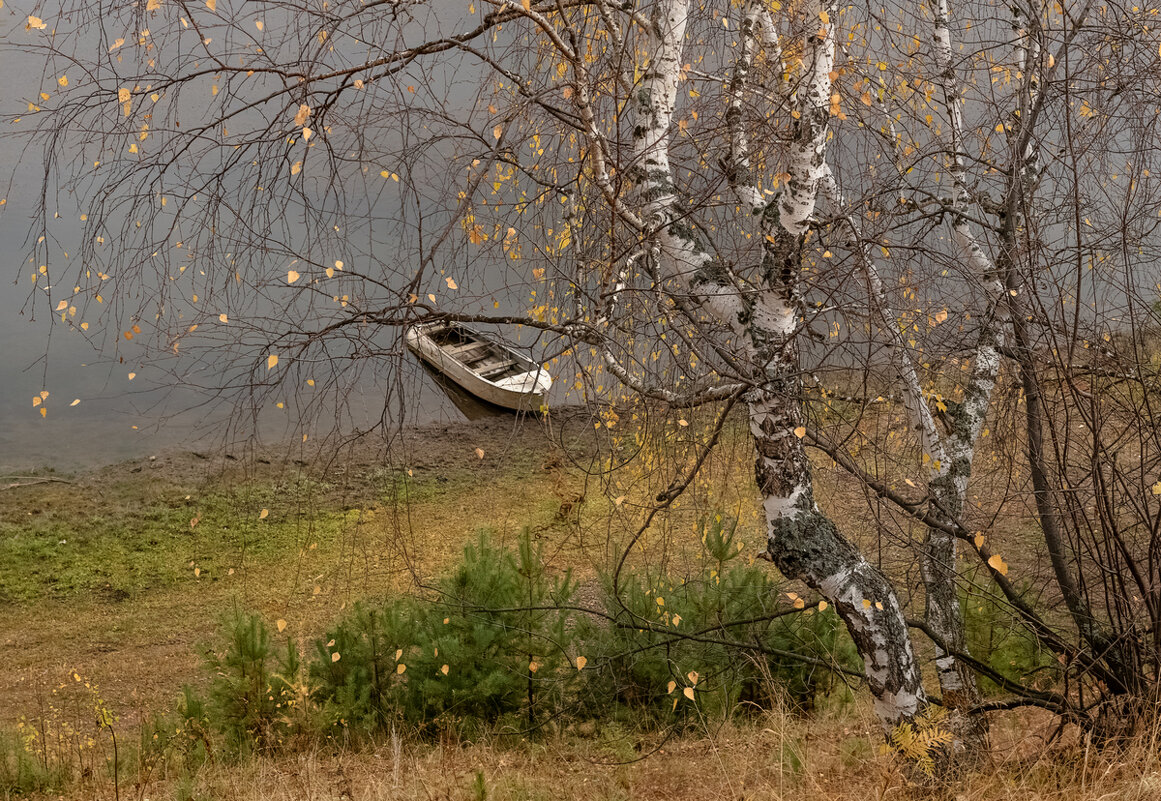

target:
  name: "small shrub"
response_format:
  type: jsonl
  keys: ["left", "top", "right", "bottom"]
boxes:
{"left": 199, "top": 613, "right": 302, "bottom": 755}
{"left": 311, "top": 530, "right": 580, "bottom": 735}
{"left": 962, "top": 569, "right": 1058, "bottom": 695}
{"left": 582, "top": 514, "right": 857, "bottom": 724}
{"left": 309, "top": 599, "right": 420, "bottom": 736}
{"left": 0, "top": 728, "right": 64, "bottom": 797}
{"left": 7, "top": 671, "right": 118, "bottom": 795}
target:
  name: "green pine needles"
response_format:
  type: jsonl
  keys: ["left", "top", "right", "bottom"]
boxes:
{"left": 186, "top": 520, "right": 856, "bottom": 751}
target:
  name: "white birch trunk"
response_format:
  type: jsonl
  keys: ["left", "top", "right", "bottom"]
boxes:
{"left": 619, "top": 0, "right": 927, "bottom": 732}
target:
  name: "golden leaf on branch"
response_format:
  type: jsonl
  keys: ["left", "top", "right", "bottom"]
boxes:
{"left": 987, "top": 553, "right": 1009, "bottom": 576}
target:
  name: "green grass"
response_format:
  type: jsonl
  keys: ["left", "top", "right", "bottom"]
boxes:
{"left": 0, "top": 479, "right": 352, "bottom": 604}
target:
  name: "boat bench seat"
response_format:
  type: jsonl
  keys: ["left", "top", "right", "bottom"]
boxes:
{"left": 448, "top": 342, "right": 491, "bottom": 362}
{"left": 478, "top": 358, "right": 519, "bottom": 378}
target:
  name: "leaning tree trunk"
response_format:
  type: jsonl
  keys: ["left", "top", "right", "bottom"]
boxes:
{"left": 608, "top": 0, "right": 930, "bottom": 736}
{"left": 750, "top": 375, "right": 927, "bottom": 731}
{"left": 923, "top": 474, "right": 988, "bottom": 753}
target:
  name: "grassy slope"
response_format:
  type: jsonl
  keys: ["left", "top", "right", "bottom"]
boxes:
{"left": 1, "top": 412, "right": 1158, "bottom": 800}
{"left": 0, "top": 416, "right": 598, "bottom": 724}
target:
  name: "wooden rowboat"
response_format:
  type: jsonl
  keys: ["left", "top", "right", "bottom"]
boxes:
{"left": 405, "top": 322, "right": 552, "bottom": 412}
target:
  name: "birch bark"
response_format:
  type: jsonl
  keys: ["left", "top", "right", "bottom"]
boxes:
{"left": 614, "top": 0, "right": 927, "bottom": 731}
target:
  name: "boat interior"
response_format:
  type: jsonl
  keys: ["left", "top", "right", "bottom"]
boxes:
{"left": 427, "top": 325, "right": 534, "bottom": 382}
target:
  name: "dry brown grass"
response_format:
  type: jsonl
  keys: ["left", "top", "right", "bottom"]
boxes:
{"left": 36, "top": 705, "right": 1161, "bottom": 801}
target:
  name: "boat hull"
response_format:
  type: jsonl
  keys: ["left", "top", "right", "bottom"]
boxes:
{"left": 405, "top": 324, "right": 552, "bottom": 412}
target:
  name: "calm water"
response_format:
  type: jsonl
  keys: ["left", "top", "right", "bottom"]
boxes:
{"left": 0, "top": 2, "right": 524, "bottom": 472}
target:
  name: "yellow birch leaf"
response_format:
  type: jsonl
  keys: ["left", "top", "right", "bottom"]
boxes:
{"left": 259, "top": 509, "right": 269, "bottom": 519}
{"left": 58, "top": 75, "right": 68, "bottom": 87}
{"left": 70, "top": 399, "right": 80, "bottom": 407}
{"left": 529, "top": 661, "right": 539, "bottom": 672}
{"left": 332, "top": 652, "right": 341, "bottom": 662}
{"left": 818, "top": 600, "right": 828, "bottom": 612}
{"left": 287, "top": 270, "right": 300, "bottom": 283}
{"left": 276, "top": 619, "right": 287, "bottom": 632}
{"left": 474, "top": 447, "right": 485, "bottom": 459}
{"left": 441, "top": 664, "right": 449, "bottom": 675}
{"left": 290, "top": 161, "right": 301, "bottom": 176}
{"left": 267, "top": 354, "right": 279, "bottom": 369}
{"left": 206, "top": 0, "right": 216, "bottom": 10}
{"left": 396, "top": 663, "right": 406, "bottom": 674}
{"left": 667, "top": 680, "right": 676, "bottom": 694}
{"left": 219, "top": 313, "right": 228, "bottom": 323}
{"left": 293, "top": 104, "right": 311, "bottom": 126}
{"left": 987, "top": 554, "right": 1009, "bottom": 576}
{"left": 575, "top": 656, "right": 587, "bottom": 670}
{"left": 683, "top": 686, "right": 695, "bottom": 700}
{"left": 793, "top": 426, "right": 806, "bottom": 438}
{"left": 445, "top": 276, "right": 458, "bottom": 290}
{"left": 1151, "top": 481, "right": 1161, "bottom": 495}
{"left": 27, "top": 15, "right": 47, "bottom": 30}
